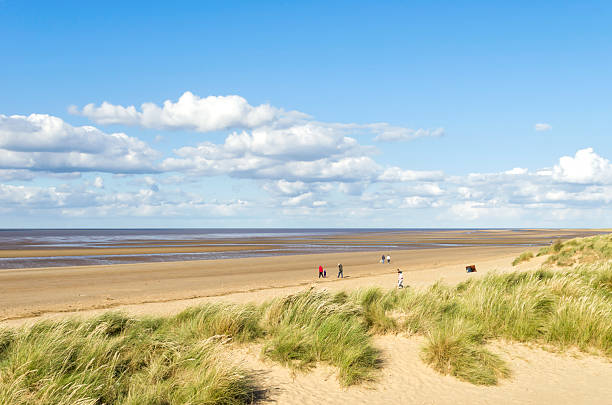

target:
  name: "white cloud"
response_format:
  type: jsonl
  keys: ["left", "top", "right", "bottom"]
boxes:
{"left": 373, "top": 126, "right": 444, "bottom": 142}
{"left": 534, "top": 123, "right": 552, "bottom": 132}
{"left": 71, "top": 92, "right": 281, "bottom": 131}
{"left": 0, "top": 169, "right": 35, "bottom": 181}
{"left": 0, "top": 114, "right": 159, "bottom": 173}
{"left": 505, "top": 167, "right": 528, "bottom": 175}
{"left": 400, "top": 196, "right": 432, "bottom": 208}
{"left": 0, "top": 181, "right": 250, "bottom": 219}
{"left": 223, "top": 123, "right": 361, "bottom": 161}
{"left": 73, "top": 92, "right": 443, "bottom": 147}
{"left": 264, "top": 180, "right": 308, "bottom": 196}
{"left": 552, "top": 148, "right": 612, "bottom": 184}
{"left": 161, "top": 122, "right": 381, "bottom": 182}
{"left": 282, "top": 192, "right": 314, "bottom": 206}
{"left": 0, "top": 184, "right": 69, "bottom": 207}
{"left": 378, "top": 167, "right": 445, "bottom": 182}
{"left": 93, "top": 176, "right": 104, "bottom": 188}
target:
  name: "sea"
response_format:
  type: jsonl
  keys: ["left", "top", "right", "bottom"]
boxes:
{"left": 0, "top": 228, "right": 544, "bottom": 270}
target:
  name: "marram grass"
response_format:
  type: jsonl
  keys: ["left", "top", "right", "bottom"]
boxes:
{"left": 511, "top": 251, "right": 534, "bottom": 266}
{"left": 0, "top": 313, "right": 257, "bottom": 405}
{"left": 537, "top": 233, "right": 612, "bottom": 266}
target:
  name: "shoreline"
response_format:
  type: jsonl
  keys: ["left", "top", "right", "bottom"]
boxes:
{"left": 1, "top": 245, "right": 537, "bottom": 327}
{"left": 0, "top": 229, "right": 605, "bottom": 326}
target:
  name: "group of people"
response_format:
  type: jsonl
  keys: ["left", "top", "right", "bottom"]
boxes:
{"left": 381, "top": 254, "right": 391, "bottom": 264}
{"left": 316, "top": 261, "right": 403, "bottom": 289}
{"left": 318, "top": 263, "right": 344, "bottom": 278}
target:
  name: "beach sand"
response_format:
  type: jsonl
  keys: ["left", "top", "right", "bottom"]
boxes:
{"left": 1, "top": 229, "right": 610, "bottom": 404}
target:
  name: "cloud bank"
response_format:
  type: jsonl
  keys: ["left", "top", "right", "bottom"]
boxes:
{"left": 1, "top": 92, "right": 610, "bottom": 226}
{"left": 0, "top": 114, "right": 159, "bottom": 173}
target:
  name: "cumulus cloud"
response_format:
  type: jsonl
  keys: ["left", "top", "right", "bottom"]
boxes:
{"left": 0, "top": 181, "right": 249, "bottom": 218}
{"left": 552, "top": 148, "right": 612, "bottom": 184}
{"left": 400, "top": 196, "right": 434, "bottom": 208}
{"left": 505, "top": 167, "right": 528, "bottom": 175}
{"left": 0, "top": 184, "right": 70, "bottom": 207}
{"left": 71, "top": 92, "right": 282, "bottom": 131}
{"left": 161, "top": 121, "right": 381, "bottom": 182}
{"left": 0, "top": 114, "right": 159, "bottom": 173}
{"left": 378, "top": 167, "right": 445, "bottom": 182}
{"left": 223, "top": 123, "right": 361, "bottom": 161}
{"left": 534, "top": 123, "right": 552, "bottom": 131}
{"left": 72, "top": 92, "right": 443, "bottom": 145}
{"left": 263, "top": 180, "right": 308, "bottom": 196}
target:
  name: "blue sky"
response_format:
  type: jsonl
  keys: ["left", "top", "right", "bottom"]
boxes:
{"left": 1, "top": 1, "right": 611, "bottom": 228}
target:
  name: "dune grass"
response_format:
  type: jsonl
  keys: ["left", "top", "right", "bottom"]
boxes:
{"left": 346, "top": 259, "right": 612, "bottom": 385}
{"left": 1, "top": 233, "right": 611, "bottom": 401}
{"left": 0, "top": 310, "right": 259, "bottom": 405}
{"left": 537, "top": 233, "right": 612, "bottom": 266}
{"left": 260, "top": 289, "right": 379, "bottom": 385}
{"left": 420, "top": 318, "right": 510, "bottom": 385}
{"left": 0, "top": 290, "right": 379, "bottom": 404}
{"left": 511, "top": 251, "right": 534, "bottom": 266}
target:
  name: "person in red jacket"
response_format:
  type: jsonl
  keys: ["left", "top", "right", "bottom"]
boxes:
{"left": 318, "top": 265, "right": 324, "bottom": 278}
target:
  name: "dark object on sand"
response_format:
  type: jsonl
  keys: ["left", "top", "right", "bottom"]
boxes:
{"left": 466, "top": 265, "right": 477, "bottom": 273}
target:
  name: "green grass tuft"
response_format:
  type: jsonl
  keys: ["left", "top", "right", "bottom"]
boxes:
{"left": 261, "top": 288, "right": 379, "bottom": 385}
{"left": 512, "top": 251, "right": 534, "bottom": 266}
{"left": 421, "top": 319, "right": 510, "bottom": 385}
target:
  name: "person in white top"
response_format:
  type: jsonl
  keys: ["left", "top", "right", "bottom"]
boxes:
{"left": 397, "top": 269, "right": 404, "bottom": 289}
{"left": 387, "top": 255, "right": 391, "bottom": 264}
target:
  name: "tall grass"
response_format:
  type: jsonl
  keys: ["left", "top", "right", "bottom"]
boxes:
{"left": 261, "top": 289, "right": 379, "bottom": 385}
{"left": 0, "top": 312, "right": 257, "bottom": 405}
{"left": 511, "top": 251, "right": 534, "bottom": 266}
{"left": 0, "top": 292, "right": 381, "bottom": 403}
{"left": 537, "top": 233, "right": 612, "bottom": 266}
{"left": 421, "top": 318, "right": 510, "bottom": 385}
{"left": 343, "top": 260, "right": 612, "bottom": 386}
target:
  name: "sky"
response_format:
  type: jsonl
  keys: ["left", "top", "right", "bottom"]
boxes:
{"left": 1, "top": 0, "right": 611, "bottom": 228}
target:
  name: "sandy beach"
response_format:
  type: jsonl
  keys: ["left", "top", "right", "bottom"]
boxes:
{"left": 0, "top": 229, "right": 602, "bottom": 322}
{"left": 1, "top": 229, "right": 610, "bottom": 404}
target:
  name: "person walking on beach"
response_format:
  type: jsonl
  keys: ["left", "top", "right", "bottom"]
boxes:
{"left": 319, "top": 265, "right": 324, "bottom": 278}
{"left": 397, "top": 269, "right": 404, "bottom": 289}
{"left": 387, "top": 255, "right": 391, "bottom": 264}
{"left": 381, "top": 254, "right": 385, "bottom": 264}
{"left": 337, "top": 263, "right": 343, "bottom": 278}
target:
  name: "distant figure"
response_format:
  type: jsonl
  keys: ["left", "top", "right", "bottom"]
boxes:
{"left": 381, "top": 254, "right": 385, "bottom": 264}
{"left": 337, "top": 263, "right": 344, "bottom": 278}
{"left": 397, "top": 269, "right": 404, "bottom": 289}
{"left": 387, "top": 255, "right": 391, "bottom": 264}
{"left": 319, "top": 265, "right": 324, "bottom": 278}
{"left": 323, "top": 269, "right": 327, "bottom": 278}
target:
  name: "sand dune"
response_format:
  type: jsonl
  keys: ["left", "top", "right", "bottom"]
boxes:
{"left": 234, "top": 336, "right": 612, "bottom": 405}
